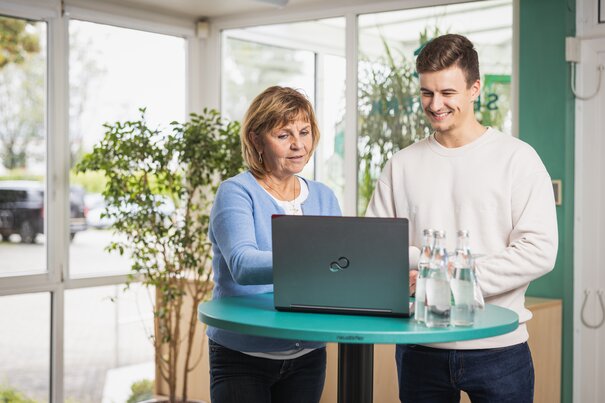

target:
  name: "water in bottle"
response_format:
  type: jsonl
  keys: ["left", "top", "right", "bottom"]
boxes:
{"left": 425, "top": 230, "right": 450, "bottom": 328}
{"left": 414, "top": 229, "right": 434, "bottom": 323}
{"left": 451, "top": 230, "right": 476, "bottom": 326}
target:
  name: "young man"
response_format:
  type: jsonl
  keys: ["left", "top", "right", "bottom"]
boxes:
{"left": 366, "top": 34, "right": 558, "bottom": 402}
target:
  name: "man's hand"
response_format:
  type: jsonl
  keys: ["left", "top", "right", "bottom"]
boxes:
{"left": 409, "top": 270, "right": 418, "bottom": 296}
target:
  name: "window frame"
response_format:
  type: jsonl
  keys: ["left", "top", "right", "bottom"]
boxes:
{"left": 0, "top": 2, "right": 197, "bottom": 402}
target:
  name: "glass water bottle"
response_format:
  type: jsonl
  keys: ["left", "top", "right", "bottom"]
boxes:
{"left": 451, "top": 230, "right": 476, "bottom": 326}
{"left": 425, "top": 230, "right": 451, "bottom": 328}
{"left": 414, "top": 229, "right": 434, "bottom": 323}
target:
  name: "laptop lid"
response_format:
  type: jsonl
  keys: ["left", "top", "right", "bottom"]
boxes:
{"left": 272, "top": 215, "right": 410, "bottom": 317}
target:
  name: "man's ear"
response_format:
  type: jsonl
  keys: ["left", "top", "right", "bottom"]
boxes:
{"left": 470, "top": 79, "right": 481, "bottom": 101}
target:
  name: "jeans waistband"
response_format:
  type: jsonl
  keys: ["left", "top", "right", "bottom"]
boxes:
{"left": 406, "top": 342, "right": 527, "bottom": 353}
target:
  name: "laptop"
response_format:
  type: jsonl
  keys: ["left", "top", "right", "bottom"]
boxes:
{"left": 272, "top": 215, "right": 410, "bottom": 317}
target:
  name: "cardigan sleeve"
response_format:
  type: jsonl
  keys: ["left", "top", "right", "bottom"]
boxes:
{"left": 210, "top": 180, "right": 273, "bottom": 285}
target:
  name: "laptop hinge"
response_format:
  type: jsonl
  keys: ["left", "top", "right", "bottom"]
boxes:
{"left": 290, "top": 304, "right": 392, "bottom": 314}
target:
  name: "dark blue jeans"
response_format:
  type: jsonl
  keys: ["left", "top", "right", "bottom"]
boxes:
{"left": 208, "top": 339, "right": 326, "bottom": 403}
{"left": 395, "top": 342, "right": 534, "bottom": 403}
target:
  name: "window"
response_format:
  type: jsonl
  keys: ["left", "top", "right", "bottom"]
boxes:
{"left": 1, "top": 10, "right": 189, "bottom": 402}
{"left": 0, "top": 16, "right": 47, "bottom": 275}
{"left": 64, "top": 284, "right": 154, "bottom": 402}
{"left": 221, "top": 19, "right": 346, "bottom": 203}
{"left": 69, "top": 20, "right": 186, "bottom": 278}
{"left": 0, "top": 292, "right": 50, "bottom": 401}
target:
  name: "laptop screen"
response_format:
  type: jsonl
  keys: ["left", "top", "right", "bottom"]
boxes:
{"left": 272, "top": 215, "right": 410, "bottom": 317}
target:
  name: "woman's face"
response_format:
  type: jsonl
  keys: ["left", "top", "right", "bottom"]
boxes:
{"left": 257, "top": 117, "right": 313, "bottom": 179}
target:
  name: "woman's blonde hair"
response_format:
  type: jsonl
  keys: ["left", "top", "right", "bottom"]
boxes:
{"left": 240, "top": 86, "right": 320, "bottom": 178}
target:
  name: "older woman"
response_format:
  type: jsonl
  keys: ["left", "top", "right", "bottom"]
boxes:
{"left": 207, "top": 86, "right": 341, "bottom": 403}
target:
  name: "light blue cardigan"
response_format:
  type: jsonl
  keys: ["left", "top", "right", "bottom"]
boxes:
{"left": 207, "top": 170, "right": 342, "bottom": 352}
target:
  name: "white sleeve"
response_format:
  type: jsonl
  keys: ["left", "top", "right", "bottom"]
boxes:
{"left": 366, "top": 163, "right": 421, "bottom": 269}
{"left": 366, "top": 176, "right": 396, "bottom": 218}
{"left": 475, "top": 169, "right": 558, "bottom": 298}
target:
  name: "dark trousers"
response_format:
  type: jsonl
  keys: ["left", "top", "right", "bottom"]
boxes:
{"left": 208, "top": 339, "right": 326, "bottom": 403}
{"left": 396, "top": 342, "right": 534, "bottom": 403}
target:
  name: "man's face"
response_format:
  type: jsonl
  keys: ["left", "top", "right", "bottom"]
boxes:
{"left": 419, "top": 65, "right": 480, "bottom": 136}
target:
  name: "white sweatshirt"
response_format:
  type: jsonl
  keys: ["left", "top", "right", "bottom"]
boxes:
{"left": 366, "top": 128, "right": 558, "bottom": 349}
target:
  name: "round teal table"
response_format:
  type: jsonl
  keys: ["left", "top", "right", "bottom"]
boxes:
{"left": 198, "top": 292, "right": 518, "bottom": 403}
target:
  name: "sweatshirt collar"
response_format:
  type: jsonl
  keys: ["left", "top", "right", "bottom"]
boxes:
{"left": 427, "top": 127, "right": 496, "bottom": 157}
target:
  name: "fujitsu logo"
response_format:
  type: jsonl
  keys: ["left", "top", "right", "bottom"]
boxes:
{"left": 329, "top": 256, "right": 350, "bottom": 272}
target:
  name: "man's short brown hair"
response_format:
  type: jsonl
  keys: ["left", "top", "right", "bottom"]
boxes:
{"left": 416, "top": 34, "right": 480, "bottom": 87}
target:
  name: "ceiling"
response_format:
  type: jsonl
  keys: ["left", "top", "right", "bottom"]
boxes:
{"left": 223, "top": 0, "right": 511, "bottom": 58}
{"left": 68, "top": 0, "right": 512, "bottom": 46}
{"left": 72, "top": 0, "right": 350, "bottom": 20}
{"left": 66, "top": 0, "right": 512, "bottom": 60}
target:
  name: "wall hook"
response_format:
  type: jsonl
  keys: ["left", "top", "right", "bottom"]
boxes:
{"left": 580, "top": 289, "right": 605, "bottom": 329}
{"left": 571, "top": 63, "right": 604, "bottom": 100}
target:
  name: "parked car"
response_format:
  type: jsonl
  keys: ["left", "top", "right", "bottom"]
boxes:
{"left": 84, "top": 193, "right": 112, "bottom": 229}
{"left": 0, "top": 181, "right": 88, "bottom": 243}
{"left": 85, "top": 192, "right": 176, "bottom": 230}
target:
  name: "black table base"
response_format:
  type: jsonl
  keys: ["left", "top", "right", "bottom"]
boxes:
{"left": 338, "top": 344, "right": 374, "bottom": 403}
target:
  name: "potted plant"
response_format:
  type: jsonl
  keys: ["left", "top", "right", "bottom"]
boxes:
{"left": 76, "top": 108, "right": 244, "bottom": 402}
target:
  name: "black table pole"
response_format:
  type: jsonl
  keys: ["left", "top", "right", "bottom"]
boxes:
{"left": 338, "top": 343, "right": 374, "bottom": 403}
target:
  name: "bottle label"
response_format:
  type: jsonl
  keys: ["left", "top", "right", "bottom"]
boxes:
{"left": 426, "top": 278, "right": 450, "bottom": 306}
{"left": 451, "top": 279, "right": 474, "bottom": 305}
{"left": 416, "top": 278, "right": 426, "bottom": 300}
